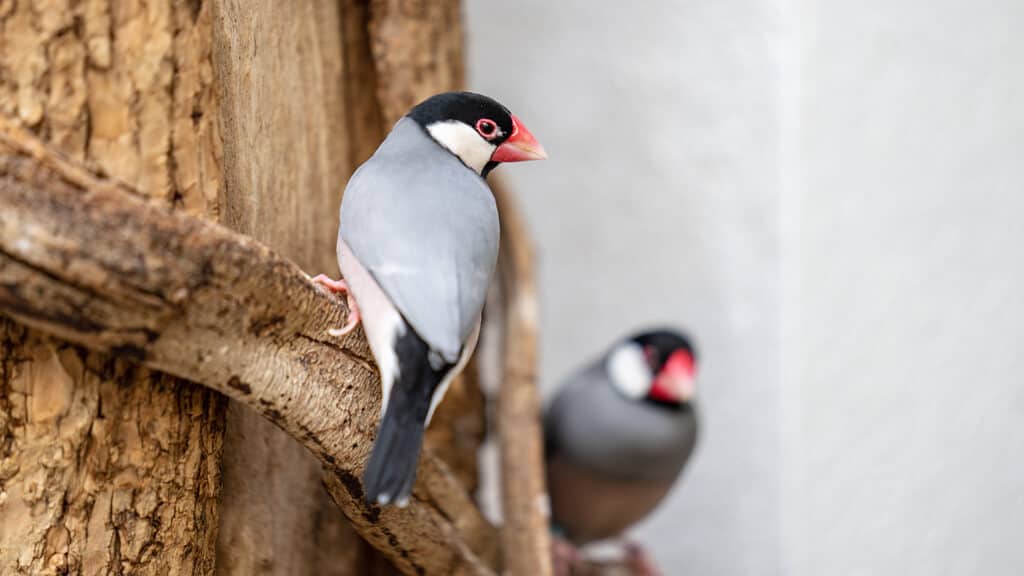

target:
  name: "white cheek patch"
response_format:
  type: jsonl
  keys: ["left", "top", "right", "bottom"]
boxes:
{"left": 606, "top": 343, "right": 653, "bottom": 400}
{"left": 426, "top": 120, "right": 497, "bottom": 174}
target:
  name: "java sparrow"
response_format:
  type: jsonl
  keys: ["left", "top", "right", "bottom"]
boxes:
{"left": 544, "top": 329, "right": 698, "bottom": 574}
{"left": 312, "top": 92, "right": 546, "bottom": 506}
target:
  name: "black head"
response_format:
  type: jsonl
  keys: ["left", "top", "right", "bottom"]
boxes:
{"left": 607, "top": 328, "right": 698, "bottom": 408}
{"left": 409, "top": 92, "right": 515, "bottom": 145}
{"left": 406, "top": 92, "right": 547, "bottom": 176}
{"left": 629, "top": 329, "right": 698, "bottom": 372}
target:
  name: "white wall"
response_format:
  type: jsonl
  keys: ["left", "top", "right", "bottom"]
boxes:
{"left": 787, "top": 1, "right": 1024, "bottom": 574}
{"left": 467, "top": 1, "right": 784, "bottom": 574}
{"left": 468, "top": 1, "right": 1024, "bottom": 574}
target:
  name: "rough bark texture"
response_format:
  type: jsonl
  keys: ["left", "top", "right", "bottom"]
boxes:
{"left": 0, "top": 2, "right": 225, "bottom": 574}
{"left": 0, "top": 323, "right": 225, "bottom": 575}
{"left": 366, "top": 0, "right": 465, "bottom": 125}
{"left": 0, "top": 122, "right": 498, "bottom": 575}
{"left": 1, "top": 0, "right": 546, "bottom": 573}
{"left": 210, "top": 1, "right": 486, "bottom": 572}
{"left": 210, "top": 1, "right": 361, "bottom": 573}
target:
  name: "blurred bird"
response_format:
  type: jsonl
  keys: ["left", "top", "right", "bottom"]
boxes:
{"left": 544, "top": 329, "right": 699, "bottom": 575}
{"left": 313, "top": 92, "right": 546, "bottom": 506}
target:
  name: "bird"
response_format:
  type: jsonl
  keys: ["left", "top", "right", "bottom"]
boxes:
{"left": 311, "top": 92, "right": 546, "bottom": 507}
{"left": 544, "top": 329, "right": 699, "bottom": 575}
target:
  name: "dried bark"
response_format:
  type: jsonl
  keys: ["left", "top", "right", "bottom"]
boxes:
{"left": 493, "top": 181, "right": 553, "bottom": 576}
{"left": 366, "top": 0, "right": 466, "bottom": 129}
{"left": 0, "top": 0, "right": 547, "bottom": 572}
{"left": 209, "top": 1, "right": 361, "bottom": 573}
{"left": 208, "top": 1, "right": 487, "bottom": 572}
{"left": 0, "top": 120, "right": 498, "bottom": 575}
{"left": 0, "top": 323, "right": 224, "bottom": 575}
{"left": 0, "top": 1, "right": 225, "bottom": 574}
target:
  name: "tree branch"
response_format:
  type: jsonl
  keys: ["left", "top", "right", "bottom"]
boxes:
{"left": 0, "top": 119, "right": 497, "bottom": 575}
{"left": 493, "top": 179, "right": 554, "bottom": 576}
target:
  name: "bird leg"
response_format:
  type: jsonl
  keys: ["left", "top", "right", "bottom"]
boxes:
{"left": 551, "top": 535, "right": 582, "bottom": 576}
{"left": 623, "top": 541, "right": 662, "bottom": 576}
{"left": 311, "top": 274, "right": 361, "bottom": 336}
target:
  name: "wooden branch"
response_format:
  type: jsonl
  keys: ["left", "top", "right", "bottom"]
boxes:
{"left": 211, "top": 2, "right": 384, "bottom": 571}
{"left": 0, "top": 119, "right": 497, "bottom": 575}
{"left": 493, "top": 179, "right": 554, "bottom": 576}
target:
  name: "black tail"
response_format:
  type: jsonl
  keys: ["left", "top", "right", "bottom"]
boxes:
{"left": 363, "top": 328, "right": 453, "bottom": 506}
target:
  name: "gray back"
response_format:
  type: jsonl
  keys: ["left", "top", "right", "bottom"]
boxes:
{"left": 339, "top": 118, "right": 499, "bottom": 362}
{"left": 545, "top": 359, "right": 699, "bottom": 482}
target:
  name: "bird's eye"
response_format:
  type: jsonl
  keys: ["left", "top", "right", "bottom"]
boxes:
{"left": 475, "top": 119, "right": 498, "bottom": 140}
{"left": 644, "top": 345, "right": 658, "bottom": 366}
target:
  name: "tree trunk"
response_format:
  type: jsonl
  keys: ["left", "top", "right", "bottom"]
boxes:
{"left": 0, "top": 0, "right": 536, "bottom": 574}
{"left": 210, "top": 1, "right": 366, "bottom": 574}
{"left": 210, "top": 0, "right": 484, "bottom": 573}
{"left": 0, "top": 1, "right": 225, "bottom": 574}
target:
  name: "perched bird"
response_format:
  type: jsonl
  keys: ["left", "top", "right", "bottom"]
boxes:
{"left": 544, "top": 329, "right": 699, "bottom": 575}
{"left": 313, "top": 92, "right": 546, "bottom": 506}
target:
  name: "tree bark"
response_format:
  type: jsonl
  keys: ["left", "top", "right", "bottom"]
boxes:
{"left": 0, "top": 121, "right": 499, "bottom": 574}
{"left": 0, "top": 0, "right": 546, "bottom": 573}
{"left": 0, "top": 2, "right": 225, "bottom": 574}
{"left": 209, "top": 1, "right": 486, "bottom": 573}
{"left": 210, "top": 1, "right": 362, "bottom": 573}
{"left": 493, "top": 180, "right": 553, "bottom": 576}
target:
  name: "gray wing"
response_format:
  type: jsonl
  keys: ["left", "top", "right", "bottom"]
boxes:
{"left": 545, "top": 360, "right": 698, "bottom": 483}
{"left": 339, "top": 118, "right": 499, "bottom": 363}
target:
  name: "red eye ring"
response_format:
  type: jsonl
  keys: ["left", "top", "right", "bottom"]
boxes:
{"left": 475, "top": 118, "right": 498, "bottom": 140}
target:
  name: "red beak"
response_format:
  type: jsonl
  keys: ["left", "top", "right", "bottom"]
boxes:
{"left": 649, "top": 350, "right": 697, "bottom": 403}
{"left": 491, "top": 115, "right": 548, "bottom": 163}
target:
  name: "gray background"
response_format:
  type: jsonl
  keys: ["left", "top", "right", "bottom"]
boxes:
{"left": 466, "top": 0, "right": 1024, "bottom": 574}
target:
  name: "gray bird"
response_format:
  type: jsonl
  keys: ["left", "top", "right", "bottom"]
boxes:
{"left": 545, "top": 329, "right": 699, "bottom": 574}
{"left": 313, "top": 92, "right": 546, "bottom": 506}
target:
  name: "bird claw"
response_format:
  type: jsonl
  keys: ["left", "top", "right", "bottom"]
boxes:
{"left": 624, "top": 542, "right": 662, "bottom": 576}
{"left": 327, "top": 311, "right": 360, "bottom": 337}
{"left": 312, "top": 274, "right": 350, "bottom": 294}
{"left": 551, "top": 535, "right": 581, "bottom": 576}
{"left": 312, "top": 274, "right": 361, "bottom": 336}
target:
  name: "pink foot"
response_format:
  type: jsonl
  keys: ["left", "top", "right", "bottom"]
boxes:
{"left": 312, "top": 274, "right": 361, "bottom": 336}
{"left": 552, "top": 535, "right": 581, "bottom": 576}
{"left": 624, "top": 542, "right": 662, "bottom": 576}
